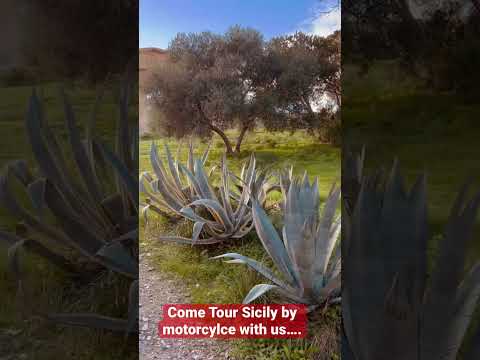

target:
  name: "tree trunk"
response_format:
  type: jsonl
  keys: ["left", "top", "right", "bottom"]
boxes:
{"left": 234, "top": 125, "right": 249, "bottom": 154}
{"left": 210, "top": 126, "right": 234, "bottom": 154}
{"left": 196, "top": 102, "right": 234, "bottom": 154}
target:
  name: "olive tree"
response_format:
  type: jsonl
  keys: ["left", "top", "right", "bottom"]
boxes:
{"left": 146, "top": 27, "right": 274, "bottom": 154}
{"left": 146, "top": 27, "right": 341, "bottom": 152}
{"left": 264, "top": 31, "right": 340, "bottom": 133}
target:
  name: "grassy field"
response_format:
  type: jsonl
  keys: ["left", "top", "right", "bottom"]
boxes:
{"left": 344, "top": 63, "right": 480, "bottom": 264}
{"left": 0, "top": 82, "right": 138, "bottom": 359}
{"left": 0, "top": 83, "right": 122, "bottom": 166}
{"left": 140, "top": 129, "right": 341, "bottom": 359}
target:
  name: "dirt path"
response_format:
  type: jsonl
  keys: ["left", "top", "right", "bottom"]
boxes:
{"left": 139, "top": 252, "right": 231, "bottom": 360}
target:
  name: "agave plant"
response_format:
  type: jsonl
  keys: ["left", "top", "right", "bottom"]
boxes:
{"left": 342, "top": 152, "right": 480, "bottom": 360}
{"left": 215, "top": 172, "right": 341, "bottom": 307}
{"left": 342, "top": 146, "right": 365, "bottom": 217}
{"left": 157, "top": 153, "right": 274, "bottom": 244}
{"left": 140, "top": 142, "right": 212, "bottom": 221}
{"left": 0, "top": 81, "right": 139, "bottom": 334}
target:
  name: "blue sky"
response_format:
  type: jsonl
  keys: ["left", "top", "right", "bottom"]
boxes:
{"left": 140, "top": 0, "right": 340, "bottom": 49}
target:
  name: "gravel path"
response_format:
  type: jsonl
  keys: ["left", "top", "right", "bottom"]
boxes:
{"left": 139, "top": 252, "right": 231, "bottom": 360}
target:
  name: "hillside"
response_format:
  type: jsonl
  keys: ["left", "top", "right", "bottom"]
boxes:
{"left": 139, "top": 47, "right": 168, "bottom": 133}
{"left": 139, "top": 47, "right": 168, "bottom": 90}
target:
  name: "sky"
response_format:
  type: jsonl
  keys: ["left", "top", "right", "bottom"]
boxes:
{"left": 139, "top": 0, "right": 340, "bottom": 49}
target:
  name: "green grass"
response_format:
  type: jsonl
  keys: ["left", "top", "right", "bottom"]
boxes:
{"left": 230, "top": 306, "right": 340, "bottom": 360}
{"left": 0, "top": 83, "right": 121, "bottom": 167}
{"left": 140, "top": 129, "right": 341, "bottom": 359}
{"left": 140, "top": 129, "right": 340, "bottom": 196}
{"left": 344, "top": 63, "right": 480, "bottom": 264}
{"left": 0, "top": 82, "right": 137, "bottom": 359}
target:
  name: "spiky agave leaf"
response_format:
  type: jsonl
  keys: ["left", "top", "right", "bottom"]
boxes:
{"left": 342, "top": 150, "right": 480, "bottom": 360}
{"left": 342, "top": 158, "right": 429, "bottom": 359}
{"left": 215, "top": 171, "right": 341, "bottom": 307}
{"left": 158, "top": 153, "right": 273, "bottom": 244}
{"left": 342, "top": 146, "right": 365, "bottom": 218}
{"left": 420, "top": 184, "right": 480, "bottom": 360}
{"left": 140, "top": 142, "right": 212, "bottom": 219}
{"left": 0, "top": 80, "right": 139, "bottom": 335}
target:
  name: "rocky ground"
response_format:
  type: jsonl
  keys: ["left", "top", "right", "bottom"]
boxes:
{"left": 139, "top": 252, "right": 231, "bottom": 360}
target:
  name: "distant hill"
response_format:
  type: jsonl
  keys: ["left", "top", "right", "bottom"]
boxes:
{"left": 139, "top": 47, "right": 168, "bottom": 91}
{"left": 139, "top": 47, "right": 168, "bottom": 134}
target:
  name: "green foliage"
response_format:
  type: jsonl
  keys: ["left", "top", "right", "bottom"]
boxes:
{"left": 264, "top": 31, "right": 340, "bottom": 133}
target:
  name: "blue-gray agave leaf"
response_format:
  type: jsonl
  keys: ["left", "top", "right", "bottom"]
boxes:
{"left": 217, "top": 171, "right": 341, "bottom": 306}
{"left": 0, "top": 81, "right": 139, "bottom": 335}
{"left": 156, "top": 153, "right": 271, "bottom": 244}
{"left": 140, "top": 142, "right": 213, "bottom": 219}
{"left": 342, "top": 150, "right": 480, "bottom": 360}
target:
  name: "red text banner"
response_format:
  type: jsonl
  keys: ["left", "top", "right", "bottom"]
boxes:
{"left": 158, "top": 304, "right": 307, "bottom": 339}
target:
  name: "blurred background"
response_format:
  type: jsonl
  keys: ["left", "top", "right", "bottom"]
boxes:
{"left": 0, "top": 1, "right": 139, "bottom": 358}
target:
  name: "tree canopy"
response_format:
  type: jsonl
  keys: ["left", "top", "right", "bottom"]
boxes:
{"left": 145, "top": 27, "right": 340, "bottom": 153}
{"left": 343, "top": 0, "right": 480, "bottom": 96}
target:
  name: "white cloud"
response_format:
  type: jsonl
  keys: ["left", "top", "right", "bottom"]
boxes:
{"left": 309, "top": 7, "right": 340, "bottom": 37}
